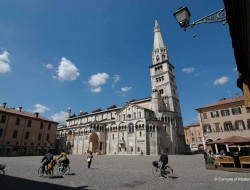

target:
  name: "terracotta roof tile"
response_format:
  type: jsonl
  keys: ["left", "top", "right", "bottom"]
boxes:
{"left": 184, "top": 122, "right": 200, "bottom": 128}
{"left": 196, "top": 96, "right": 244, "bottom": 110}
{"left": 0, "top": 106, "right": 58, "bottom": 123}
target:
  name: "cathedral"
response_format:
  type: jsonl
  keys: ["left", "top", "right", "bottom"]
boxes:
{"left": 56, "top": 20, "right": 186, "bottom": 155}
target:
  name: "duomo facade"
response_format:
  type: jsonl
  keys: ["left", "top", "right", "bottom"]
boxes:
{"left": 56, "top": 20, "right": 186, "bottom": 155}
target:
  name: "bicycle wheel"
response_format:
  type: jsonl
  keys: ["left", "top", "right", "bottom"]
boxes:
{"left": 0, "top": 169, "right": 5, "bottom": 180}
{"left": 64, "top": 165, "right": 70, "bottom": 175}
{"left": 152, "top": 166, "right": 159, "bottom": 177}
{"left": 38, "top": 167, "right": 43, "bottom": 177}
{"left": 54, "top": 165, "right": 59, "bottom": 175}
{"left": 163, "top": 166, "right": 173, "bottom": 178}
{"left": 48, "top": 170, "right": 53, "bottom": 178}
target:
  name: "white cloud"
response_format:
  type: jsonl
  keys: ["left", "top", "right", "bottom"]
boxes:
{"left": 121, "top": 86, "right": 132, "bottom": 92}
{"left": 88, "top": 72, "right": 109, "bottom": 93}
{"left": 51, "top": 111, "right": 68, "bottom": 124}
{"left": 44, "top": 63, "right": 53, "bottom": 69}
{"left": 113, "top": 74, "right": 120, "bottom": 83}
{"left": 89, "top": 73, "right": 109, "bottom": 87}
{"left": 182, "top": 67, "right": 195, "bottom": 73}
{"left": 112, "top": 74, "right": 120, "bottom": 88}
{"left": 57, "top": 57, "right": 80, "bottom": 81}
{"left": 91, "top": 87, "right": 102, "bottom": 93}
{"left": 31, "top": 104, "right": 50, "bottom": 113}
{"left": 213, "top": 76, "right": 230, "bottom": 85}
{"left": 233, "top": 67, "right": 237, "bottom": 71}
{"left": 0, "top": 50, "right": 11, "bottom": 74}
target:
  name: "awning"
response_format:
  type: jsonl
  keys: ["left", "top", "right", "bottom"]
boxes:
{"left": 207, "top": 135, "right": 250, "bottom": 145}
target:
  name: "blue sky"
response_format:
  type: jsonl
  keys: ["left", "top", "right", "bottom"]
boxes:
{"left": 0, "top": 0, "right": 241, "bottom": 126}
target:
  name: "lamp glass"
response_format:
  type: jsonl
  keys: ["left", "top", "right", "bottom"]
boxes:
{"left": 173, "top": 7, "right": 191, "bottom": 27}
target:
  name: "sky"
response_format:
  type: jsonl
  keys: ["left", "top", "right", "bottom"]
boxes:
{"left": 0, "top": 0, "right": 241, "bottom": 126}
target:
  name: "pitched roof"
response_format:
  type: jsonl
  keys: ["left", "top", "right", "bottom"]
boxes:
{"left": 106, "top": 105, "right": 117, "bottom": 110}
{"left": 92, "top": 108, "right": 102, "bottom": 113}
{"left": 0, "top": 106, "right": 58, "bottom": 124}
{"left": 196, "top": 96, "right": 244, "bottom": 111}
{"left": 184, "top": 122, "right": 200, "bottom": 128}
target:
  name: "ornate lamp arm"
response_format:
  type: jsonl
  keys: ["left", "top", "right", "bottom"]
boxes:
{"left": 190, "top": 8, "right": 226, "bottom": 27}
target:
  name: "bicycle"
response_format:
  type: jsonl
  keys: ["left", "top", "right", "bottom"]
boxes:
{"left": 152, "top": 161, "right": 173, "bottom": 178}
{"left": 38, "top": 159, "right": 57, "bottom": 178}
{"left": 0, "top": 164, "right": 6, "bottom": 180}
{"left": 56, "top": 160, "right": 70, "bottom": 176}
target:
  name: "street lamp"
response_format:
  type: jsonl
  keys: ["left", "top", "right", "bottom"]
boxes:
{"left": 173, "top": 6, "right": 226, "bottom": 31}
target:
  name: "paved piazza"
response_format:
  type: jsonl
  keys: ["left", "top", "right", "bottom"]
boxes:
{"left": 0, "top": 154, "right": 249, "bottom": 190}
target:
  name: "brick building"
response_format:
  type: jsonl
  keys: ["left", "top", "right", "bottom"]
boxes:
{"left": 0, "top": 102, "right": 58, "bottom": 156}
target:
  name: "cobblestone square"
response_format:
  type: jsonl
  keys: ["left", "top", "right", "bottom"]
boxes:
{"left": 0, "top": 154, "right": 249, "bottom": 190}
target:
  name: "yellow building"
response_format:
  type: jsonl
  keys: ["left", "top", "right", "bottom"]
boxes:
{"left": 0, "top": 102, "right": 58, "bottom": 156}
{"left": 184, "top": 122, "right": 203, "bottom": 153}
{"left": 196, "top": 95, "right": 250, "bottom": 153}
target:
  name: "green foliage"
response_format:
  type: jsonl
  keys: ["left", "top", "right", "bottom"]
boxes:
{"left": 207, "top": 157, "right": 215, "bottom": 164}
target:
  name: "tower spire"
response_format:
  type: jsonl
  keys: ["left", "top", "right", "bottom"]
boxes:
{"left": 153, "top": 19, "right": 166, "bottom": 50}
{"left": 152, "top": 19, "right": 169, "bottom": 65}
{"left": 150, "top": 19, "right": 181, "bottom": 114}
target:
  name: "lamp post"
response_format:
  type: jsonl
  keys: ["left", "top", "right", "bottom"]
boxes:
{"left": 173, "top": 6, "right": 226, "bottom": 31}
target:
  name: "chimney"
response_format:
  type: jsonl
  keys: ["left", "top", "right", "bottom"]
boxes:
{"left": 19, "top": 107, "right": 22, "bottom": 112}
{"left": 3, "top": 102, "right": 7, "bottom": 108}
{"left": 34, "top": 112, "right": 39, "bottom": 118}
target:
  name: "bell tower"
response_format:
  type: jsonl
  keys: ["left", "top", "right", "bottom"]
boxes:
{"left": 150, "top": 20, "right": 182, "bottom": 115}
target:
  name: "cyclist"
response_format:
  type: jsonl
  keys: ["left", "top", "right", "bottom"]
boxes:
{"left": 57, "top": 149, "right": 68, "bottom": 168}
{"left": 159, "top": 151, "right": 168, "bottom": 178}
{"left": 41, "top": 150, "right": 53, "bottom": 173}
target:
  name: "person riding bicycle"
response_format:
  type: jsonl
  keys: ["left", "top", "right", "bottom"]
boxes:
{"left": 57, "top": 149, "right": 69, "bottom": 168}
{"left": 159, "top": 151, "right": 168, "bottom": 178}
{"left": 41, "top": 150, "right": 53, "bottom": 173}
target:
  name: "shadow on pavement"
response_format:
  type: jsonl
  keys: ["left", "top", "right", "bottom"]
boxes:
{"left": 67, "top": 173, "right": 76, "bottom": 175}
{"left": 170, "top": 176, "right": 178, "bottom": 179}
{"left": 0, "top": 175, "right": 89, "bottom": 190}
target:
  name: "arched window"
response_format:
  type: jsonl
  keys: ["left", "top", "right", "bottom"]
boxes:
{"left": 128, "top": 123, "right": 134, "bottom": 133}
{"left": 156, "top": 55, "right": 160, "bottom": 62}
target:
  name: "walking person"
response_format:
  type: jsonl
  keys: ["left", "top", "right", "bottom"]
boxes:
{"left": 87, "top": 151, "right": 93, "bottom": 168}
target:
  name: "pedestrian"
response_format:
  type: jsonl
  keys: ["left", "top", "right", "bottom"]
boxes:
{"left": 140, "top": 150, "right": 143, "bottom": 156}
{"left": 87, "top": 151, "right": 93, "bottom": 168}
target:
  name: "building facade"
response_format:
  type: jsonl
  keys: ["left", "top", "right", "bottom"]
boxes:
{"left": 195, "top": 95, "right": 250, "bottom": 153}
{"left": 0, "top": 102, "right": 58, "bottom": 156}
{"left": 56, "top": 20, "right": 185, "bottom": 155}
{"left": 184, "top": 122, "right": 203, "bottom": 153}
